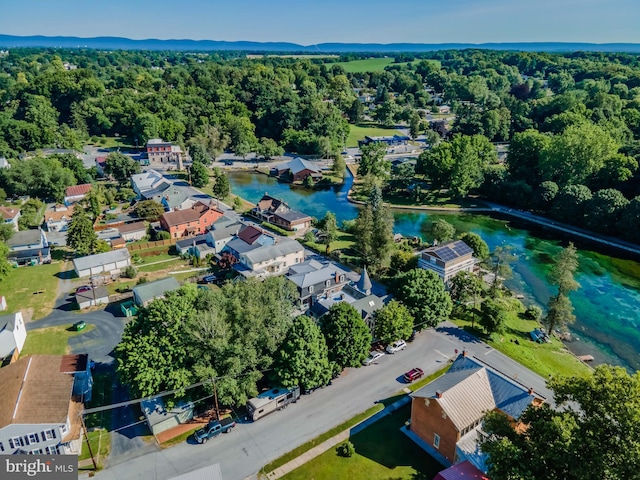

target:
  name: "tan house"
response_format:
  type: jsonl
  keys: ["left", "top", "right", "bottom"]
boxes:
{"left": 418, "top": 240, "right": 475, "bottom": 284}
{"left": 409, "top": 353, "right": 544, "bottom": 472}
{"left": 146, "top": 138, "right": 185, "bottom": 164}
{"left": 251, "top": 194, "right": 313, "bottom": 231}
{"left": 118, "top": 221, "right": 147, "bottom": 242}
{"left": 45, "top": 204, "right": 74, "bottom": 232}
{"left": 0, "top": 206, "right": 20, "bottom": 232}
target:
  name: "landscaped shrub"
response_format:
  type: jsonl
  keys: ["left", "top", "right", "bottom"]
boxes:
{"left": 525, "top": 305, "right": 543, "bottom": 321}
{"left": 122, "top": 265, "right": 137, "bottom": 279}
{"left": 336, "top": 441, "right": 355, "bottom": 458}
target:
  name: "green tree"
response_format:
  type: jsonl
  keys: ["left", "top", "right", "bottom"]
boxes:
{"left": 551, "top": 184, "right": 593, "bottom": 224}
{"left": 430, "top": 219, "right": 456, "bottom": 243}
{"left": 212, "top": 168, "right": 231, "bottom": 200}
{"left": 618, "top": 196, "right": 640, "bottom": 243}
{"left": 481, "top": 365, "right": 640, "bottom": 480}
{"left": 357, "top": 142, "right": 390, "bottom": 180}
{"left": 331, "top": 155, "right": 346, "bottom": 180}
{"left": 190, "top": 161, "right": 209, "bottom": 188}
{"left": 479, "top": 298, "right": 508, "bottom": 335}
{"left": 585, "top": 188, "right": 630, "bottom": 233}
{"left": 393, "top": 268, "right": 453, "bottom": 328}
{"left": 0, "top": 243, "right": 12, "bottom": 280}
{"left": 135, "top": 200, "right": 165, "bottom": 221}
{"left": 319, "top": 212, "right": 338, "bottom": 244}
{"left": 272, "top": 316, "right": 332, "bottom": 392}
{"left": 321, "top": 302, "right": 372, "bottom": 370}
{"left": 489, "top": 245, "right": 515, "bottom": 293}
{"left": 545, "top": 243, "right": 580, "bottom": 334}
{"left": 389, "top": 249, "right": 419, "bottom": 274}
{"left": 374, "top": 300, "right": 414, "bottom": 344}
{"left": 353, "top": 186, "right": 394, "bottom": 272}
{"left": 0, "top": 224, "right": 14, "bottom": 242}
{"left": 17, "top": 199, "right": 44, "bottom": 230}
{"left": 459, "top": 232, "right": 490, "bottom": 261}
{"left": 449, "top": 271, "right": 483, "bottom": 306}
{"left": 67, "top": 209, "right": 99, "bottom": 256}
{"left": 256, "top": 137, "right": 284, "bottom": 160}
{"left": 104, "top": 152, "right": 141, "bottom": 185}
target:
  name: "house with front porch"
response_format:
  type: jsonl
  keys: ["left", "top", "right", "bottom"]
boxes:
{"left": 6, "top": 229, "right": 50, "bottom": 266}
{"left": 0, "top": 354, "right": 93, "bottom": 455}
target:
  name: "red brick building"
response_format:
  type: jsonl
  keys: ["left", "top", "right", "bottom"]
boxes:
{"left": 159, "top": 202, "right": 223, "bottom": 238}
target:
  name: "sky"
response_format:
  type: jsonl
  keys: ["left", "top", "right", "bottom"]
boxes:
{"left": 1, "top": 0, "right": 639, "bottom": 45}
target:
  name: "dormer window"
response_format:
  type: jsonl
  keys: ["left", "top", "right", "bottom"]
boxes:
{"left": 326, "top": 280, "right": 331, "bottom": 287}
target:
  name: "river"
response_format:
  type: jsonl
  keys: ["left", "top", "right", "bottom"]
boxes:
{"left": 228, "top": 170, "right": 640, "bottom": 371}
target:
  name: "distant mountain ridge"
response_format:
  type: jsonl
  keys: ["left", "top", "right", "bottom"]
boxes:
{"left": 2, "top": 34, "right": 640, "bottom": 53}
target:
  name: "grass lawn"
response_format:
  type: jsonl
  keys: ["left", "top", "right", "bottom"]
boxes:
{"left": 137, "top": 258, "right": 187, "bottom": 273}
{"left": 79, "top": 371, "right": 113, "bottom": 469}
{"left": 382, "top": 190, "right": 490, "bottom": 209}
{"left": 281, "top": 403, "right": 441, "bottom": 480}
{"left": 20, "top": 324, "right": 96, "bottom": 356}
{"left": 3, "top": 263, "right": 62, "bottom": 320}
{"left": 451, "top": 299, "right": 591, "bottom": 379}
{"left": 334, "top": 58, "right": 397, "bottom": 73}
{"left": 347, "top": 124, "right": 402, "bottom": 148}
{"left": 86, "top": 136, "right": 136, "bottom": 149}
{"left": 303, "top": 230, "right": 356, "bottom": 254}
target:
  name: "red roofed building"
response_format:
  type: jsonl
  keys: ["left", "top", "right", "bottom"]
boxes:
{"left": 433, "top": 461, "right": 489, "bottom": 480}
{"left": 64, "top": 184, "right": 92, "bottom": 206}
{"left": 159, "top": 202, "right": 223, "bottom": 238}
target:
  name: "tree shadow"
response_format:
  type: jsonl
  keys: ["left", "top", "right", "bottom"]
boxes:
{"left": 55, "top": 269, "right": 77, "bottom": 280}
{"left": 435, "top": 325, "right": 484, "bottom": 345}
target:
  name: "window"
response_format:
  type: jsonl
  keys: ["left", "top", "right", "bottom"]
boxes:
{"left": 339, "top": 275, "right": 345, "bottom": 282}
{"left": 325, "top": 280, "right": 331, "bottom": 287}
{"left": 30, "top": 449, "right": 42, "bottom": 455}
{"left": 9, "top": 437, "right": 24, "bottom": 449}
{"left": 43, "top": 429, "right": 55, "bottom": 440}
{"left": 61, "top": 424, "right": 68, "bottom": 435}
{"left": 45, "top": 446, "right": 59, "bottom": 455}
{"left": 309, "top": 285, "right": 314, "bottom": 293}
{"left": 433, "top": 433, "right": 440, "bottom": 449}
{"left": 27, "top": 433, "right": 39, "bottom": 445}
{"left": 0, "top": 442, "right": 4, "bottom": 452}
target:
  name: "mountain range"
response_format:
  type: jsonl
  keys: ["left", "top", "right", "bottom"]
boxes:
{"left": 2, "top": 34, "right": 640, "bottom": 53}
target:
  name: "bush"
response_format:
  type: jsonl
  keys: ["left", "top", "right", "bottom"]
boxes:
{"left": 233, "top": 196, "right": 242, "bottom": 211}
{"left": 136, "top": 276, "right": 149, "bottom": 285}
{"left": 336, "top": 441, "right": 355, "bottom": 458}
{"left": 122, "top": 265, "right": 137, "bottom": 279}
{"left": 525, "top": 305, "right": 543, "bottom": 321}
{"left": 155, "top": 230, "right": 171, "bottom": 240}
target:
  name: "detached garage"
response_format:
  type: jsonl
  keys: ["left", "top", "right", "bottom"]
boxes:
{"left": 76, "top": 287, "right": 110, "bottom": 310}
{"left": 73, "top": 249, "right": 131, "bottom": 278}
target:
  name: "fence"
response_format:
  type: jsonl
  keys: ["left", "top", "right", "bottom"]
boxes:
{"left": 126, "top": 239, "right": 176, "bottom": 251}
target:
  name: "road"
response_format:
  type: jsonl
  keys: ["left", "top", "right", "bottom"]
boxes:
{"left": 90, "top": 322, "right": 553, "bottom": 480}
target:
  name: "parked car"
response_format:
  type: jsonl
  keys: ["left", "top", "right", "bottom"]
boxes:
{"left": 72, "top": 320, "right": 86, "bottom": 332}
{"left": 75, "top": 285, "right": 92, "bottom": 294}
{"left": 194, "top": 417, "right": 236, "bottom": 444}
{"left": 386, "top": 340, "right": 407, "bottom": 354}
{"left": 202, "top": 274, "right": 218, "bottom": 284}
{"left": 403, "top": 367, "right": 424, "bottom": 383}
{"left": 363, "top": 350, "right": 385, "bottom": 366}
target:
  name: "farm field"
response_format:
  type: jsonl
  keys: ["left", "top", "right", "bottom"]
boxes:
{"left": 334, "top": 57, "right": 441, "bottom": 73}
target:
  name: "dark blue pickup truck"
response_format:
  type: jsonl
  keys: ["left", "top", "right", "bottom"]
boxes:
{"left": 194, "top": 417, "right": 236, "bottom": 444}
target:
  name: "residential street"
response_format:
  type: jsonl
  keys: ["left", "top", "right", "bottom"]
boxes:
{"left": 89, "top": 322, "right": 554, "bottom": 480}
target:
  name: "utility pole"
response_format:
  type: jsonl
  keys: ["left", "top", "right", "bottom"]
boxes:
{"left": 212, "top": 377, "right": 220, "bottom": 421}
{"left": 79, "top": 414, "right": 97, "bottom": 470}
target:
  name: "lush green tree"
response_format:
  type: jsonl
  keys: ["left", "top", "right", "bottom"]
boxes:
{"left": 331, "top": 155, "right": 346, "bottom": 180}
{"left": 430, "top": 219, "right": 456, "bottom": 243}
{"left": 67, "top": 209, "right": 99, "bottom": 256}
{"left": 389, "top": 249, "right": 419, "bottom": 274}
{"left": 506, "top": 129, "right": 550, "bottom": 186}
{"left": 585, "top": 188, "right": 630, "bottom": 233}
{"left": 357, "top": 142, "right": 390, "bottom": 180}
{"left": 479, "top": 298, "right": 508, "bottom": 335}
{"left": 449, "top": 271, "right": 483, "bottom": 306}
{"left": 489, "top": 246, "right": 515, "bottom": 293}
{"left": 618, "top": 196, "right": 640, "bottom": 243}
{"left": 321, "top": 302, "right": 372, "bottom": 370}
{"left": 319, "top": 212, "right": 338, "bottom": 244}
{"left": 393, "top": 268, "right": 452, "bottom": 328}
{"left": 545, "top": 243, "right": 580, "bottom": 334}
{"left": 17, "top": 199, "right": 44, "bottom": 230}
{"left": 551, "top": 184, "right": 593, "bottom": 224}
{"left": 188, "top": 125, "right": 229, "bottom": 164}
{"left": 0, "top": 224, "right": 14, "bottom": 242}
{"left": 135, "top": 200, "right": 165, "bottom": 221}
{"left": 104, "top": 152, "right": 141, "bottom": 185}
{"left": 256, "top": 137, "right": 284, "bottom": 160}
{"left": 481, "top": 365, "right": 640, "bottom": 480}
{"left": 374, "top": 300, "right": 414, "bottom": 344}
{"left": 272, "top": 315, "right": 333, "bottom": 392}
{"left": 212, "top": 168, "right": 231, "bottom": 200}
{"left": 190, "top": 161, "right": 209, "bottom": 188}
{"left": 0, "top": 243, "right": 12, "bottom": 280}
{"left": 353, "top": 186, "right": 394, "bottom": 272}
{"left": 458, "top": 232, "right": 490, "bottom": 261}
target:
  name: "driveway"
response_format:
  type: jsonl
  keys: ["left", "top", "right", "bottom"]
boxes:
{"left": 91, "top": 324, "right": 552, "bottom": 480}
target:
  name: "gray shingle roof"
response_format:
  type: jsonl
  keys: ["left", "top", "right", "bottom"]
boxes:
{"left": 7, "top": 229, "right": 42, "bottom": 248}
{"left": 72, "top": 249, "right": 131, "bottom": 272}
{"left": 277, "top": 157, "right": 322, "bottom": 175}
{"left": 244, "top": 239, "right": 303, "bottom": 264}
{"left": 287, "top": 263, "right": 348, "bottom": 288}
{"left": 132, "top": 277, "right": 180, "bottom": 304}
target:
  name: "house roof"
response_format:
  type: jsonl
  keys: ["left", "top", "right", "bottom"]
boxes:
{"left": 277, "top": 157, "right": 322, "bottom": 175}
{"left": 131, "top": 169, "right": 165, "bottom": 192}
{"left": 46, "top": 204, "right": 74, "bottom": 223}
{"left": 433, "top": 460, "right": 488, "bottom": 480}
{"left": 7, "top": 229, "right": 42, "bottom": 248}
{"left": 75, "top": 287, "right": 109, "bottom": 303}
{"left": 208, "top": 222, "right": 241, "bottom": 242}
{"left": 287, "top": 262, "right": 348, "bottom": 289}
{"left": 65, "top": 183, "right": 92, "bottom": 198}
{"left": 412, "top": 354, "right": 540, "bottom": 429}
{"left": 176, "top": 233, "right": 208, "bottom": 250}
{"left": 160, "top": 202, "right": 220, "bottom": 227}
{"left": 276, "top": 210, "right": 312, "bottom": 223}
{"left": 110, "top": 237, "right": 126, "bottom": 248}
{"left": 118, "top": 221, "right": 147, "bottom": 234}
{"left": 256, "top": 194, "right": 285, "bottom": 213}
{"left": 0, "top": 206, "right": 20, "bottom": 220}
{"left": 132, "top": 276, "right": 180, "bottom": 304}
{"left": 356, "top": 266, "right": 372, "bottom": 293}
{"left": 157, "top": 187, "right": 191, "bottom": 209}
{"left": 244, "top": 239, "right": 304, "bottom": 265}
{"left": 147, "top": 138, "right": 171, "bottom": 146}
{"left": 238, "top": 225, "right": 268, "bottom": 245}
{"left": 351, "top": 294, "right": 384, "bottom": 317}
{"left": 73, "top": 249, "right": 131, "bottom": 272}
{"left": 0, "top": 312, "right": 20, "bottom": 334}
{"left": 0, "top": 355, "right": 75, "bottom": 428}
{"left": 423, "top": 240, "right": 473, "bottom": 264}
{"left": 59, "top": 354, "right": 88, "bottom": 374}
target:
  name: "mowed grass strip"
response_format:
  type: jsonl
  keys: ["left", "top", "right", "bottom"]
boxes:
{"left": 346, "top": 124, "right": 402, "bottom": 148}
{"left": 20, "top": 324, "right": 96, "bottom": 356}
{"left": 3, "top": 262, "right": 62, "bottom": 320}
{"left": 281, "top": 403, "right": 442, "bottom": 480}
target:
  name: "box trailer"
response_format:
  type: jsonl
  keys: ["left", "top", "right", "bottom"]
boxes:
{"left": 246, "top": 386, "right": 300, "bottom": 421}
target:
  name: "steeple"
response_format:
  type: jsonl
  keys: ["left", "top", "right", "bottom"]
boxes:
{"left": 357, "top": 266, "right": 372, "bottom": 295}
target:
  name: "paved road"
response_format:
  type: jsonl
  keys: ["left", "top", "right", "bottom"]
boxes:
{"left": 90, "top": 323, "right": 553, "bottom": 480}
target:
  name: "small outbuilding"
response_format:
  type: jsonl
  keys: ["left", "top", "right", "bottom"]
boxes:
{"left": 132, "top": 276, "right": 181, "bottom": 307}
{"left": 141, "top": 397, "right": 194, "bottom": 436}
{"left": 75, "top": 287, "right": 109, "bottom": 310}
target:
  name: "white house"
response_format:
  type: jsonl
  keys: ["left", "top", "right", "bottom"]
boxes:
{"left": 0, "top": 312, "right": 27, "bottom": 361}
{"left": 44, "top": 204, "right": 74, "bottom": 232}
{"left": 64, "top": 184, "right": 92, "bottom": 206}
{"left": 6, "top": 229, "right": 51, "bottom": 266}
{"left": 73, "top": 249, "right": 131, "bottom": 278}
{"left": 236, "top": 238, "right": 305, "bottom": 278}
{"left": 417, "top": 240, "right": 475, "bottom": 284}
{"left": 0, "top": 354, "right": 93, "bottom": 455}
{"left": 130, "top": 169, "right": 170, "bottom": 199}
{"left": 0, "top": 206, "right": 20, "bottom": 232}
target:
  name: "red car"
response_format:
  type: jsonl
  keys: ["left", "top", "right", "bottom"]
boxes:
{"left": 75, "top": 286, "right": 92, "bottom": 294}
{"left": 403, "top": 368, "right": 424, "bottom": 383}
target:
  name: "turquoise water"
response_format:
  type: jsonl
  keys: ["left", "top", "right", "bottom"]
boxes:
{"left": 229, "top": 171, "right": 640, "bottom": 371}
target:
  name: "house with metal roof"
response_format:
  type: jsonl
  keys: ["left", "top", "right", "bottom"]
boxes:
{"left": 130, "top": 169, "right": 170, "bottom": 199}
{"left": 132, "top": 276, "right": 181, "bottom": 307}
{"left": 73, "top": 249, "right": 131, "bottom": 278}
{"left": 418, "top": 240, "right": 475, "bottom": 284}
{"left": 272, "top": 157, "right": 323, "bottom": 183}
{"left": 408, "top": 353, "right": 545, "bottom": 472}
{"left": 64, "top": 183, "right": 92, "bottom": 206}
{"left": 0, "top": 354, "right": 92, "bottom": 455}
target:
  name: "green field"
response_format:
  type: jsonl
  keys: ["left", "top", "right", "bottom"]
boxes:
{"left": 346, "top": 124, "right": 402, "bottom": 148}
{"left": 2, "top": 262, "right": 62, "bottom": 320}
{"left": 334, "top": 58, "right": 441, "bottom": 73}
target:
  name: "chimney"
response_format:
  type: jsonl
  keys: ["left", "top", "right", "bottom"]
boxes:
{"left": 435, "top": 391, "right": 443, "bottom": 398}
{"left": 528, "top": 387, "right": 534, "bottom": 395}
{"left": 462, "top": 350, "right": 467, "bottom": 357}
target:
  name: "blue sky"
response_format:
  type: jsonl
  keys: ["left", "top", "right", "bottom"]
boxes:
{"left": 1, "top": 0, "right": 638, "bottom": 44}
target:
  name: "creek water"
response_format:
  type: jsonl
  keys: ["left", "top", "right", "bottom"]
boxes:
{"left": 229, "top": 170, "right": 640, "bottom": 371}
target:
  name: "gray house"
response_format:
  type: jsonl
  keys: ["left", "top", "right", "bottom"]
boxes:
{"left": 286, "top": 259, "right": 349, "bottom": 308}
{"left": 73, "top": 249, "right": 131, "bottom": 278}
{"left": 7, "top": 229, "right": 51, "bottom": 266}
{"left": 132, "top": 277, "right": 181, "bottom": 307}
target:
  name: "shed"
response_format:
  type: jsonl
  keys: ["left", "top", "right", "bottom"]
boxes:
{"left": 132, "top": 277, "right": 181, "bottom": 307}
{"left": 141, "top": 397, "right": 194, "bottom": 436}
{"left": 75, "top": 287, "right": 109, "bottom": 310}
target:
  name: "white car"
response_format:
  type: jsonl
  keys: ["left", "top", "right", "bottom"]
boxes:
{"left": 386, "top": 340, "right": 407, "bottom": 354}
{"left": 363, "top": 350, "right": 385, "bottom": 366}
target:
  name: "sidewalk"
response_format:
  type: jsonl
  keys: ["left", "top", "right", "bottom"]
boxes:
{"left": 263, "top": 391, "right": 412, "bottom": 480}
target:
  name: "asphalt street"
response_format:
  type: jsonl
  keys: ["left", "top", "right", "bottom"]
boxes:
{"left": 90, "top": 323, "right": 553, "bottom": 480}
